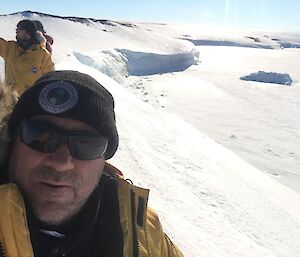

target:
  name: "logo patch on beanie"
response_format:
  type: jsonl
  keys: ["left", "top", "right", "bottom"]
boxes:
{"left": 38, "top": 81, "right": 78, "bottom": 113}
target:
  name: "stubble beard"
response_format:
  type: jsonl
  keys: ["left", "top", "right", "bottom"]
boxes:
{"left": 11, "top": 165, "right": 98, "bottom": 226}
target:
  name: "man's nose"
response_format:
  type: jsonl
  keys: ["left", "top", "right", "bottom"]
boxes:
{"left": 45, "top": 142, "right": 75, "bottom": 172}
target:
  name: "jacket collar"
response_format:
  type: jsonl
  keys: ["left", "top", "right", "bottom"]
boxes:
{"left": 16, "top": 37, "right": 40, "bottom": 50}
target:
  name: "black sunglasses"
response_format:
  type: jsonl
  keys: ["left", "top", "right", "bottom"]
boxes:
{"left": 19, "top": 119, "right": 108, "bottom": 160}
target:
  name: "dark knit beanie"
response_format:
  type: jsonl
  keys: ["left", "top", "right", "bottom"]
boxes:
{"left": 33, "top": 20, "right": 46, "bottom": 33}
{"left": 17, "top": 19, "right": 37, "bottom": 39}
{"left": 8, "top": 70, "right": 119, "bottom": 159}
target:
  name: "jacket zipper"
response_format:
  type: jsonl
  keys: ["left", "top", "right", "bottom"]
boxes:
{"left": 0, "top": 241, "right": 7, "bottom": 257}
{"left": 130, "top": 190, "right": 139, "bottom": 257}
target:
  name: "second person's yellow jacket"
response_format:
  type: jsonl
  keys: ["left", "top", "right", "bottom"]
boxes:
{"left": 0, "top": 38, "right": 54, "bottom": 96}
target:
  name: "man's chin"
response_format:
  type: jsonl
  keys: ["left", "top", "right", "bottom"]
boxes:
{"left": 33, "top": 201, "right": 84, "bottom": 226}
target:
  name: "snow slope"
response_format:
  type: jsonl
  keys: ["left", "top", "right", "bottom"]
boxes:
{"left": 1, "top": 11, "right": 300, "bottom": 257}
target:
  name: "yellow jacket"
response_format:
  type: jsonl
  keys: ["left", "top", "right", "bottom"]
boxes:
{"left": 0, "top": 166, "right": 184, "bottom": 257}
{"left": 0, "top": 38, "right": 54, "bottom": 96}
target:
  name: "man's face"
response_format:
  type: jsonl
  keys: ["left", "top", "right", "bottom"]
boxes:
{"left": 9, "top": 116, "right": 106, "bottom": 225}
{"left": 16, "top": 28, "right": 31, "bottom": 40}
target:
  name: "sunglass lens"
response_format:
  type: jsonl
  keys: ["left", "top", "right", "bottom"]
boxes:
{"left": 69, "top": 135, "right": 108, "bottom": 160}
{"left": 20, "top": 120, "right": 62, "bottom": 153}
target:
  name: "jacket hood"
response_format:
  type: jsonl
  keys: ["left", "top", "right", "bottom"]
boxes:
{"left": 36, "top": 31, "right": 47, "bottom": 45}
{"left": 0, "top": 85, "right": 17, "bottom": 178}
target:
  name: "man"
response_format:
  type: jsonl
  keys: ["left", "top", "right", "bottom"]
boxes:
{"left": 0, "top": 19, "right": 54, "bottom": 96}
{"left": 0, "top": 70, "right": 184, "bottom": 257}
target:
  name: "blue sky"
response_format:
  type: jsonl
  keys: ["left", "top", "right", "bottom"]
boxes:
{"left": 1, "top": 0, "right": 299, "bottom": 30}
